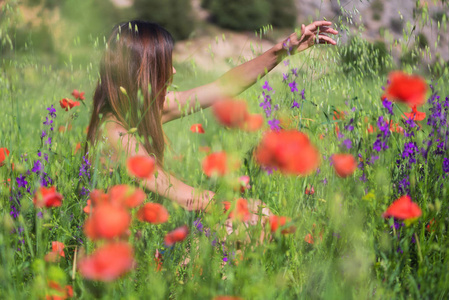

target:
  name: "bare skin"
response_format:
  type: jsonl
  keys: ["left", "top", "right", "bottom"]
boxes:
{"left": 103, "top": 21, "right": 338, "bottom": 218}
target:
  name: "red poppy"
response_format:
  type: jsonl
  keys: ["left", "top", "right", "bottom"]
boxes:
{"left": 71, "top": 89, "right": 85, "bottom": 100}
{"left": 108, "top": 184, "right": 146, "bottom": 208}
{"left": 202, "top": 151, "right": 228, "bottom": 177}
{"left": 213, "top": 99, "right": 249, "bottom": 128}
{"left": 164, "top": 225, "right": 189, "bottom": 246}
{"left": 367, "top": 124, "right": 376, "bottom": 134}
{"left": 59, "top": 98, "right": 80, "bottom": 111}
{"left": 389, "top": 121, "right": 404, "bottom": 134}
{"left": 78, "top": 242, "right": 134, "bottom": 282}
{"left": 190, "top": 123, "right": 205, "bottom": 133}
{"left": 383, "top": 71, "right": 428, "bottom": 107}
{"left": 88, "top": 189, "right": 109, "bottom": 206}
{"left": 137, "top": 203, "right": 169, "bottom": 224}
{"left": 332, "top": 154, "right": 357, "bottom": 178}
{"left": 83, "top": 199, "right": 92, "bottom": 214}
{"left": 44, "top": 241, "right": 66, "bottom": 262}
{"left": 74, "top": 142, "right": 81, "bottom": 154}
{"left": 33, "top": 186, "right": 63, "bottom": 208}
{"left": 83, "top": 203, "right": 131, "bottom": 240}
{"left": 240, "top": 114, "right": 263, "bottom": 132}
{"left": 269, "top": 215, "right": 296, "bottom": 234}
{"left": 255, "top": 130, "right": 320, "bottom": 175}
{"left": 305, "top": 185, "right": 315, "bottom": 195}
{"left": 426, "top": 218, "right": 435, "bottom": 233}
{"left": 304, "top": 233, "right": 314, "bottom": 244}
{"left": 127, "top": 155, "right": 155, "bottom": 179}
{"left": 402, "top": 105, "right": 426, "bottom": 121}
{"left": 46, "top": 281, "right": 73, "bottom": 300}
{"left": 333, "top": 109, "right": 346, "bottom": 120}
{"left": 382, "top": 195, "right": 422, "bottom": 220}
{"left": 224, "top": 198, "right": 250, "bottom": 222}
{"left": 0, "top": 147, "right": 10, "bottom": 167}
{"left": 236, "top": 175, "right": 250, "bottom": 193}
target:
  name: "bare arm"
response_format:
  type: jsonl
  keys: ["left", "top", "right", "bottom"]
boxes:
{"left": 162, "top": 20, "right": 338, "bottom": 123}
{"left": 103, "top": 120, "right": 214, "bottom": 212}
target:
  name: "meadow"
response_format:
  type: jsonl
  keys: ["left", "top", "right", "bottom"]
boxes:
{"left": 1, "top": 1, "right": 449, "bottom": 299}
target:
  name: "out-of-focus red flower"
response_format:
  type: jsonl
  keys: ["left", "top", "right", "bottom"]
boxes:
{"left": 127, "top": 155, "right": 155, "bottom": 179}
{"left": 71, "top": 89, "right": 85, "bottom": 100}
{"left": 236, "top": 175, "right": 250, "bottom": 193}
{"left": 333, "top": 109, "right": 346, "bottom": 120}
{"left": 83, "top": 203, "right": 131, "bottom": 240}
{"left": 59, "top": 98, "right": 80, "bottom": 111}
{"left": 382, "top": 195, "right": 422, "bottom": 220}
{"left": 0, "top": 147, "right": 10, "bottom": 167}
{"left": 367, "top": 124, "right": 376, "bottom": 134}
{"left": 332, "top": 154, "right": 357, "bottom": 178}
{"left": 137, "top": 203, "right": 169, "bottom": 224}
{"left": 213, "top": 99, "right": 249, "bottom": 128}
{"left": 164, "top": 225, "right": 189, "bottom": 247}
{"left": 402, "top": 105, "right": 426, "bottom": 121}
{"left": 269, "top": 215, "right": 296, "bottom": 234}
{"left": 74, "top": 142, "right": 81, "bottom": 154}
{"left": 389, "top": 121, "right": 404, "bottom": 134}
{"left": 223, "top": 198, "right": 250, "bottom": 222}
{"left": 305, "top": 185, "right": 315, "bottom": 195}
{"left": 426, "top": 218, "right": 435, "bottom": 233}
{"left": 383, "top": 71, "right": 428, "bottom": 107}
{"left": 108, "top": 184, "right": 146, "bottom": 208}
{"left": 190, "top": 123, "right": 205, "bottom": 133}
{"left": 202, "top": 151, "right": 237, "bottom": 177}
{"left": 154, "top": 249, "right": 163, "bottom": 272}
{"left": 44, "top": 241, "right": 66, "bottom": 262}
{"left": 89, "top": 189, "right": 108, "bottom": 206}
{"left": 58, "top": 124, "right": 72, "bottom": 133}
{"left": 304, "top": 233, "right": 314, "bottom": 244}
{"left": 255, "top": 130, "right": 320, "bottom": 176}
{"left": 83, "top": 199, "right": 92, "bottom": 214}
{"left": 46, "top": 281, "right": 73, "bottom": 300}
{"left": 240, "top": 114, "right": 263, "bottom": 132}
{"left": 78, "top": 242, "right": 134, "bottom": 282}
{"left": 33, "top": 186, "right": 63, "bottom": 208}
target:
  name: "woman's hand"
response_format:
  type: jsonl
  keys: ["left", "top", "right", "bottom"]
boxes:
{"left": 282, "top": 20, "right": 338, "bottom": 55}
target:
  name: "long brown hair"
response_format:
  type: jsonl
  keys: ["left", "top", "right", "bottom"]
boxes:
{"left": 87, "top": 20, "right": 174, "bottom": 164}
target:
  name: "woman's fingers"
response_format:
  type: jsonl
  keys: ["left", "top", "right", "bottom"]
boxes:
{"left": 316, "top": 26, "right": 339, "bottom": 35}
{"left": 318, "top": 35, "right": 337, "bottom": 45}
{"left": 307, "top": 20, "right": 333, "bottom": 31}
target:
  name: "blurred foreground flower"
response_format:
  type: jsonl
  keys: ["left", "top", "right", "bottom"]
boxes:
{"left": 137, "top": 203, "right": 169, "bottom": 224}
{"left": 164, "top": 225, "right": 189, "bottom": 247}
{"left": 223, "top": 198, "right": 250, "bottom": 222}
{"left": 269, "top": 215, "right": 296, "bottom": 234}
{"left": 127, "top": 155, "right": 155, "bottom": 179}
{"left": 0, "top": 147, "right": 10, "bottom": 167}
{"left": 108, "top": 184, "right": 146, "bottom": 208}
{"left": 255, "top": 130, "right": 320, "bottom": 175}
{"left": 46, "top": 280, "right": 73, "bottom": 300}
{"left": 383, "top": 71, "right": 427, "bottom": 107}
{"left": 382, "top": 195, "right": 422, "bottom": 222}
{"left": 84, "top": 203, "right": 131, "bottom": 240}
{"left": 78, "top": 242, "right": 134, "bottom": 282}
{"left": 202, "top": 151, "right": 239, "bottom": 177}
{"left": 33, "top": 186, "right": 63, "bottom": 208}
{"left": 44, "top": 241, "right": 65, "bottom": 262}
{"left": 213, "top": 98, "right": 263, "bottom": 132}
{"left": 332, "top": 154, "right": 357, "bottom": 177}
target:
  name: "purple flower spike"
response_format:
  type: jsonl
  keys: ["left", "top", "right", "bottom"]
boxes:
{"left": 288, "top": 81, "right": 298, "bottom": 93}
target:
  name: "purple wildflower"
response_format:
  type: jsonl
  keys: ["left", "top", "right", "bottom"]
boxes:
{"left": 291, "top": 100, "right": 300, "bottom": 109}
{"left": 268, "top": 118, "right": 281, "bottom": 131}
{"left": 288, "top": 81, "right": 298, "bottom": 93}
{"left": 382, "top": 99, "right": 394, "bottom": 115}
{"left": 342, "top": 139, "right": 352, "bottom": 149}
{"left": 262, "top": 81, "right": 272, "bottom": 91}
{"left": 16, "top": 175, "right": 28, "bottom": 188}
{"left": 442, "top": 158, "right": 449, "bottom": 173}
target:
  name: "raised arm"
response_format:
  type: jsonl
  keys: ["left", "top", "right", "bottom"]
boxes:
{"left": 102, "top": 119, "right": 215, "bottom": 212}
{"left": 162, "top": 20, "right": 338, "bottom": 123}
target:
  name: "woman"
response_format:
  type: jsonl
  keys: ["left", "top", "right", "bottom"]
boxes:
{"left": 86, "top": 20, "right": 337, "bottom": 218}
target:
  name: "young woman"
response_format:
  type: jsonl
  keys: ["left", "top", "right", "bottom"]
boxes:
{"left": 86, "top": 20, "right": 337, "bottom": 220}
